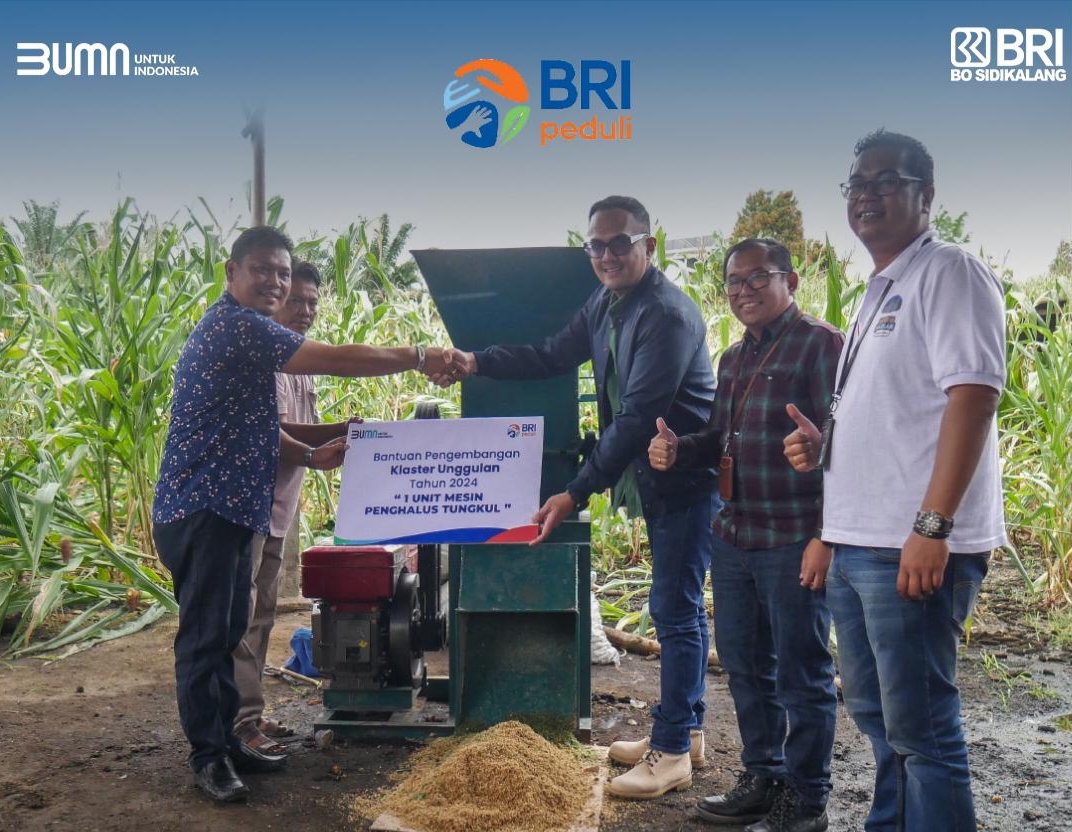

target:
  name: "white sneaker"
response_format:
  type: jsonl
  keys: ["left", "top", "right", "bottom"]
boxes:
{"left": 608, "top": 729, "right": 706, "bottom": 768}
{"left": 606, "top": 748, "right": 692, "bottom": 800}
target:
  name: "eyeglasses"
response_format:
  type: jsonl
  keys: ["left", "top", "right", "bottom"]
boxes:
{"left": 582, "top": 232, "right": 648, "bottom": 259}
{"left": 839, "top": 173, "right": 925, "bottom": 200}
{"left": 723, "top": 270, "right": 788, "bottom": 296}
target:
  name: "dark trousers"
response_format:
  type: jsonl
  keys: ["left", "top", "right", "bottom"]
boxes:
{"left": 153, "top": 510, "right": 253, "bottom": 771}
{"left": 710, "top": 535, "right": 837, "bottom": 810}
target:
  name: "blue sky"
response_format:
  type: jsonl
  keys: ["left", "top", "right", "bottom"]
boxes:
{"left": 2, "top": 0, "right": 1069, "bottom": 280}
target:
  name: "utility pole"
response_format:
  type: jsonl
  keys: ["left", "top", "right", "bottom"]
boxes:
{"left": 242, "top": 108, "right": 266, "bottom": 226}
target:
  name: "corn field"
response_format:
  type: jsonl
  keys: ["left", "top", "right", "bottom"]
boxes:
{"left": 1, "top": 203, "right": 1069, "bottom": 658}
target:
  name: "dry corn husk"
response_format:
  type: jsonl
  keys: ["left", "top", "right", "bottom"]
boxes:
{"left": 371, "top": 721, "right": 590, "bottom": 832}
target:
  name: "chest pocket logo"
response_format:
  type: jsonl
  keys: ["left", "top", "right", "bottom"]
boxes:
{"left": 873, "top": 294, "right": 903, "bottom": 337}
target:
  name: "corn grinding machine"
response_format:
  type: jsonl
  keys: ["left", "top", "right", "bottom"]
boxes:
{"left": 301, "top": 248, "right": 598, "bottom": 739}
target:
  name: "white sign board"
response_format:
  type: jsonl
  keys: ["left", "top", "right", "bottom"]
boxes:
{"left": 334, "top": 416, "right": 543, "bottom": 544}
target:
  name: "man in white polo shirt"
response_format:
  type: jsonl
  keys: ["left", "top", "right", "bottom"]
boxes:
{"left": 783, "top": 129, "right": 1006, "bottom": 832}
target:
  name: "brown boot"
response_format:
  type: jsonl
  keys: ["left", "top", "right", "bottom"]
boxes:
{"left": 607, "top": 748, "right": 692, "bottom": 800}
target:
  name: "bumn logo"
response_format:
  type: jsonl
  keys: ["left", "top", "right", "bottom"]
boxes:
{"left": 16, "top": 42, "right": 130, "bottom": 75}
{"left": 16, "top": 41, "right": 200, "bottom": 77}
{"left": 352, "top": 428, "right": 390, "bottom": 440}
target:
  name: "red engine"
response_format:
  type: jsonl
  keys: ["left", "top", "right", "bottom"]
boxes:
{"left": 301, "top": 545, "right": 425, "bottom": 692}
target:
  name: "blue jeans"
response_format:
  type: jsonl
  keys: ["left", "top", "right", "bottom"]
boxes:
{"left": 645, "top": 490, "right": 715, "bottom": 754}
{"left": 710, "top": 535, "right": 837, "bottom": 810}
{"left": 827, "top": 545, "right": 988, "bottom": 832}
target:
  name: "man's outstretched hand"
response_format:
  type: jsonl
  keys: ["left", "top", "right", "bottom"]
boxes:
{"left": 418, "top": 347, "right": 454, "bottom": 379}
{"left": 428, "top": 350, "right": 477, "bottom": 388}
{"left": 530, "top": 492, "right": 576, "bottom": 546}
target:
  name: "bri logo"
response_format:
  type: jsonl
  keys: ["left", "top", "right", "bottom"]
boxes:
{"left": 443, "top": 59, "right": 531, "bottom": 149}
{"left": 507, "top": 422, "right": 539, "bottom": 438}
{"left": 949, "top": 28, "right": 1065, "bottom": 82}
{"left": 443, "top": 57, "right": 633, "bottom": 149}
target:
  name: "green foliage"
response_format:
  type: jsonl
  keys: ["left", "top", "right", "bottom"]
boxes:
{"left": 0, "top": 199, "right": 454, "bottom": 655}
{"left": 3, "top": 197, "right": 1071, "bottom": 658}
{"left": 364, "top": 214, "right": 419, "bottom": 291}
{"left": 300, "top": 215, "right": 420, "bottom": 301}
{"left": 730, "top": 189, "right": 823, "bottom": 266}
{"left": 1000, "top": 279, "right": 1072, "bottom": 605}
{"left": 979, "top": 649, "right": 1056, "bottom": 708}
{"left": 817, "top": 237, "right": 864, "bottom": 333}
{"left": 931, "top": 206, "right": 971, "bottom": 245}
{"left": 588, "top": 492, "right": 647, "bottom": 574}
{"left": 1049, "top": 240, "right": 1071, "bottom": 279}
{"left": 0, "top": 449, "right": 176, "bottom": 659}
{"left": 33, "top": 202, "right": 214, "bottom": 543}
{"left": 9, "top": 200, "right": 95, "bottom": 273}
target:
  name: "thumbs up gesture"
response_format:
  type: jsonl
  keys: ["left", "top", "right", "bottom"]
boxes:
{"left": 648, "top": 417, "right": 679, "bottom": 471}
{"left": 783, "top": 403, "right": 821, "bottom": 473}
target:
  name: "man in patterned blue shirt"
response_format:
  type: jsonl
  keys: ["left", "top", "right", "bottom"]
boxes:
{"left": 152, "top": 226, "right": 451, "bottom": 803}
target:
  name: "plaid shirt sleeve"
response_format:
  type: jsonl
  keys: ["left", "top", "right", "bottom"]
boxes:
{"left": 675, "top": 349, "right": 733, "bottom": 470}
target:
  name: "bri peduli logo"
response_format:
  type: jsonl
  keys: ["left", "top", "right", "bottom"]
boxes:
{"left": 506, "top": 422, "right": 539, "bottom": 438}
{"left": 443, "top": 58, "right": 531, "bottom": 149}
{"left": 444, "top": 57, "right": 633, "bottom": 149}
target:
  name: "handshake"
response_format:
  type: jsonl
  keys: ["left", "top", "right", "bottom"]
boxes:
{"left": 421, "top": 349, "right": 479, "bottom": 387}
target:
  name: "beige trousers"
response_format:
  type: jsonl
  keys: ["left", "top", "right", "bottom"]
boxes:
{"left": 233, "top": 532, "right": 285, "bottom": 731}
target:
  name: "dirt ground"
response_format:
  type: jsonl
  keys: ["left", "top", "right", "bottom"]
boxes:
{"left": 1, "top": 556, "right": 1070, "bottom": 832}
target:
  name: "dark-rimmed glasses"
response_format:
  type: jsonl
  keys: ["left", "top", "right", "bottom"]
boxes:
{"left": 583, "top": 232, "right": 649, "bottom": 259}
{"left": 840, "top": 173, "right": 924, "bottom": 200}
{"left": 723, "top": 270, "right": 788, "bottom": 296}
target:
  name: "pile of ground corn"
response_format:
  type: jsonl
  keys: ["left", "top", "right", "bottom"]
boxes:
{"left": 369, "top": 720, "right": 592, "bottom": 832}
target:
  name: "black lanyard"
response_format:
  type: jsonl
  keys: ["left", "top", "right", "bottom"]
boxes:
{"left": 830, "top": 235, "right": 933, "bottom": 413}
{"left": 828, "top": 278, "right": 893, "bottom": 414}
{"left": 722, "top": 309, "right": 803, "bottom": 456}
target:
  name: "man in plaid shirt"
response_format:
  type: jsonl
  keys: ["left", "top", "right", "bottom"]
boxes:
{"left": 649, "top": 238, "right": 843, "bottom": 832}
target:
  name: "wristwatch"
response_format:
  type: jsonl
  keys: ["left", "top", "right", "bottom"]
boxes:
{"left": 303, "top": 447, "right": 315, "bottom": 467}
{"left": 913, "top": 510, "right": 954, "bottom": 540}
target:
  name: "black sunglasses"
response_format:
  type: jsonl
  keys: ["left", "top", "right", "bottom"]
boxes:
{"left": 583, "top": 232, "right": 649, "bottom": 259}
